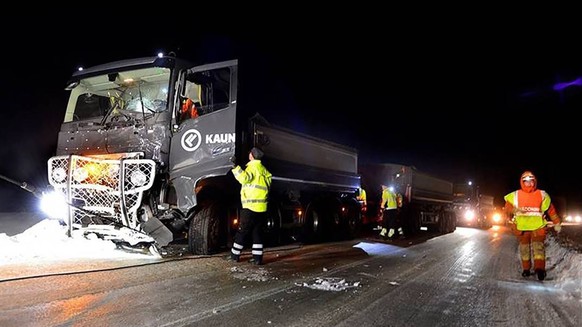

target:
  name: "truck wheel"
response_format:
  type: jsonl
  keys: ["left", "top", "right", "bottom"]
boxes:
{"left": 264, "top": 204, "right": 282, "bottom": 246}
{"left": 343, "top": 201, "right": 361, "bottom": 239}
{"left": 301, "top": 202, "right": 324, "bottom": 243}
{"left": 188, "top": 203, "right": 226, "bottom": 255}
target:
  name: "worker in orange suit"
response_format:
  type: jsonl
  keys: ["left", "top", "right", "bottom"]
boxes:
{"left": 503, "top": 171, "right": 561, "bottom": 280}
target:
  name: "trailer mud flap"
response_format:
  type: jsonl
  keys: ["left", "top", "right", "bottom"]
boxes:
{"left": 142, "top": 217, "right": 173, "bottom": 247}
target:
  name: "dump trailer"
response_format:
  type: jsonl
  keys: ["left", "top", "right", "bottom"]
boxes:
{"left": 453, "top": 183, "right": 496, "bottom": 228}
{"left": 43, "top": 56, "right": 361, "bottom": 254}
{"left": 359, "top": 163, "right": 456, "bottom": 235}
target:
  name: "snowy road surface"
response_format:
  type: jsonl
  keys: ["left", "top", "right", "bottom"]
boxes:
{"left": 0, "top": 212, "right": 581, "bottom": 327}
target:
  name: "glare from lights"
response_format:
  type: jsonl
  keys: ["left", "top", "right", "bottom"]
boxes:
{"left": 553, "top": 77, "right": 582, "bottom": 91}
{"left": 40, "top": 191, "right": 68, "bottom": 220}
{"left": 157, "top": 52, "right": 164, "bottom": 58}
{"left": 78, "top": 67, "right": 83, "bottom": 71}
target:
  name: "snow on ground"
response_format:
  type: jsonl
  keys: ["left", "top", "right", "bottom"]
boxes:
{"left": 0, "top": 218, "right": 160, "bottom": 265}
{"left": 0, "top": 214, "right": 580, "bottom": 296}
{"left": 545, "top": 235, "right": 582, "bottom": 301}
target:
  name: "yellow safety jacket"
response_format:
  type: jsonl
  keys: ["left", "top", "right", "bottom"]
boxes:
{"left": 381, "top": 189, "right": 398, "bottom": 210}
{"left": 504, "top": 189, "right": 551, "bottom": 231}
{"left": 232, "top": 160, "right": 272, "bottom": 213}
{"left": 357, "top": 188, "right": 367, "bottom": 204}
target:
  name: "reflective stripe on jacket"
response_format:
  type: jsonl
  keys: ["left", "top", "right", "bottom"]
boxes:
{"left": 232, "top": 160, "right": 272, "bottom": 212}
{"left": 504, "top": 189, "right": 551, "bottom": 231}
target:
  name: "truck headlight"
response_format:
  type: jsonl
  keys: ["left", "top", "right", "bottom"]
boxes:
{"left": 51, "top": 167, "right": 67, "bottom": 183}
{"left": 129, "top": 170, "right": 147, "bottom": 187}
{"left": 464, "top": 209, "right": 475, "bottom": 221}
{"left": 40, "top": 191, "right": 68, "bottom": 219}
{"left": 73, "top": 167, "right": 89, "bottom": 182}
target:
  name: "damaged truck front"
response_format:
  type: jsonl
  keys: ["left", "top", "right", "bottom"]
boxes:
{"left": 42, "top": 55, "right": 361, "bottom": 254}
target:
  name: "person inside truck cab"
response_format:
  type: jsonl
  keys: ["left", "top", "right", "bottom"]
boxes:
{"left": 180, "top": 81, "right": 200, "bottom": 121}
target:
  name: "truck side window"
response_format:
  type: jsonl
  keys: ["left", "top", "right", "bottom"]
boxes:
{"left": 186, "top": 66, "right": 231, "bottom": 116}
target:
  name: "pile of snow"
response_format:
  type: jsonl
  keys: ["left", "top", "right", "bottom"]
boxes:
{"left": 546, "top": 234, "right": 582, "bottom": 301}
{"left": 0, "top": 219, "right": 160, "bottom": 265}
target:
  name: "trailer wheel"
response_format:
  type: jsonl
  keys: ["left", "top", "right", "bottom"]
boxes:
{"left": 188, "top": 202, "right": 226, "bottom": 255}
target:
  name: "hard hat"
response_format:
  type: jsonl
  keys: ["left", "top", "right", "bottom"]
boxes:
{"left": 520, "top": 170, "right": 537, "bottom": 193}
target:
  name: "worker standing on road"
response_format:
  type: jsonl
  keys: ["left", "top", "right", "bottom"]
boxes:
{"left": 228, "top": 147, "right": 272, "bottom": 265}
{"left": 504, "top": 171, "right": 562, "bottom": 280}
{"left": 379, "top": 184, "right": 398, "bottom": 239}
{"left": 357, "top": 186, "right": 367, "bottom": 213}
{"left": 392, "top": 191, "right": 405, "bottom": 239}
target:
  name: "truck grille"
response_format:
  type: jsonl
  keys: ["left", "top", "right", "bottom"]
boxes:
{"left": 47, "top": 154, "right": 156, "bottom": 229}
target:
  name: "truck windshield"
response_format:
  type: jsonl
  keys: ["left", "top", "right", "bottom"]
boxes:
{"left": 63, "top": 67, "right": 171, "bottom": 122}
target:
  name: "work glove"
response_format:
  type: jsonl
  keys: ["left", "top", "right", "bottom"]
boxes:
{"left": 554, "top": 223, "right": 562, "bottom": 233}
{"left": 229, "top": 156, "right": 237, "bottom": 166}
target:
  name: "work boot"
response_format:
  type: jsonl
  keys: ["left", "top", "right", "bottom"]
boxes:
{"left": 380, "top": 228, "right": 387, "bottom": 238}
{"left": 535, "top": 269, "right": 546, "bottom": 281}
{"left": 225, "top": 254, "right": 239, "bottom": 263}
{"left": 249, "top": 258, "right": 263, "bottom": 265}
{"left": 521, "top": 270, "right": 531, "bottom": 277}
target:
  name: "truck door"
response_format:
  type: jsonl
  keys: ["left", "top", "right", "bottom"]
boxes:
{"left": 169, "top": 60, "right": 238, "bottom": 210}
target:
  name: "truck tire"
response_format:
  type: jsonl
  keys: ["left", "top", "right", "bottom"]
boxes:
{"left": 188, "top": 202, "right": 226, "bottom": 255}
{"left": 264, "top": 204, "right": 282, "bottom": 246}
{"left": 301, "top": 202, "right": 325, "bottom": 243}
{"left": 406, "top": 206, "right": 421, "bottom": 235}
{"left": 447, "top": 212, "right": 457, "bottom": 233}
{"left": 343, "top": 200, "right": 361, "bottom": 240}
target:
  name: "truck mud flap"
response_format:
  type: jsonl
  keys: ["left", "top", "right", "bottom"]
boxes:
{"left": 142, "top": 217, "right": 174, "bottom": 247}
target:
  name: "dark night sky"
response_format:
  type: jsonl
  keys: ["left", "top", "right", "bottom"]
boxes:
{"left": 1, "top": 12, "right": 582, "bottom": 211}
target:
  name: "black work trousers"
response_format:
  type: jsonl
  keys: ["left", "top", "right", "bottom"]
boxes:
{"left": 231, "top": 208, "right": 266, "bottom": 262}
{"left": 382, "top": 208, "right": 397, "bottom": 229}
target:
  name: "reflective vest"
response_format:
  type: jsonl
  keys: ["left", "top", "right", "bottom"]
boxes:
{"left": 232, "top": 160, "right": 272, "bottom": 212}
{"left": 504, "top": 189, "right": 551, "bottom": 231}
{"left": 381, "top": 189, "right": 398, "bottom": 210}
{"left": 357, "top": 188, "right": 367, "bottom": 204}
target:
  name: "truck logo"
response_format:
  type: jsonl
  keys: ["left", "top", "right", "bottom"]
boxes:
{"left": 206, "top": 133, "right": 235, "bottom": 144}
{"left": 181, "top": 129, "right": 202, "bottom": 152}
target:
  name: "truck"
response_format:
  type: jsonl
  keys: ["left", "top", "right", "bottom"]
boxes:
{"left": 359, "top": 163, "right": 457, "bottom": 235}
{"left": 41, "top": 55, "right": 362, "bottom": 254}
{"left": 452, "top": 183, "right": 497, "bottom": 228}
